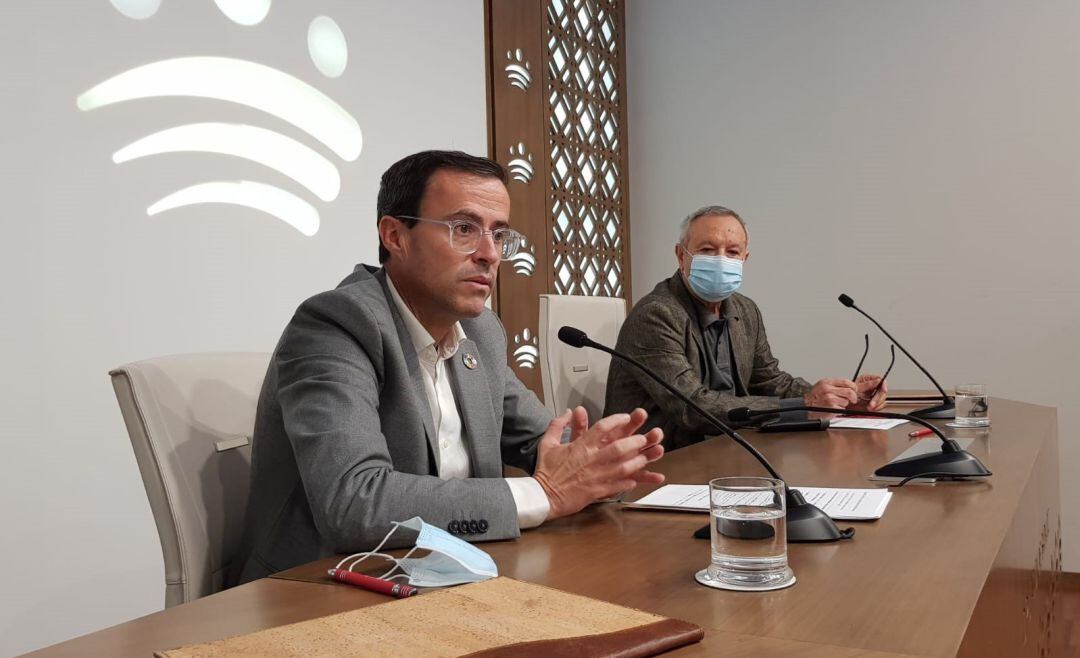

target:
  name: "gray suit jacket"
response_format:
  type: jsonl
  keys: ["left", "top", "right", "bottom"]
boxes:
{"left": 604, "top": 272, "right": 812, "bottom": 450}
{"left": 233, "top": 265, "right": 552, "bottom": 584}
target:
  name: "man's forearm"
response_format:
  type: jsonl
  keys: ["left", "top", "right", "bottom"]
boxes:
{"left": 307, "top": 467, "right": 522, "bottom": 552}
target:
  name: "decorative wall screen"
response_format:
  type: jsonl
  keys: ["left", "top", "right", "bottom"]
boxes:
{"left": 487, "top": 0, "right": 631, "bottom": 397}
{"left": 547, "top": 0, "right": 626, "bottom": 297}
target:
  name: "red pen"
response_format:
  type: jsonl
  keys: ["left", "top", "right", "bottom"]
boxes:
{"left": 908, "top": 428, "right": 935, "bottom": 438}
{"left": 328, "top": 568, "right": 417, "bottom": 598}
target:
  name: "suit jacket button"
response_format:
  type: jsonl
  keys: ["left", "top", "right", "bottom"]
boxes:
{"left": 448, "top": 520, "right": 460, "bottom": 534}
{"left": 478, "top": 519, "right": 489, "bottom": 533}
{"left": 468, "top": 520, "right": 480, "bottom": 534}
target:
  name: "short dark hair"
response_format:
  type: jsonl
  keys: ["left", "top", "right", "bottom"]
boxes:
{"left": 376, "top": 150, "right": 508, "bottom": 263}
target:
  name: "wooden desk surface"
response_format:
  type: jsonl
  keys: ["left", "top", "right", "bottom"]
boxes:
{"left": 23, "top": 576, "right": 918, "bottom": 658}
{"left": 25, "top": 398, "right": 1061, "bottom": 657}
{"left": 273, "top": 398, "right": 1059, "bottom": 657}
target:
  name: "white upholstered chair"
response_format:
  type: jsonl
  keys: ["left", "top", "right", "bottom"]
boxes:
{"left": 109, "top": 353, "right": 270, "bottom": 607}
{"left": 538, "top": 294, "right": 627, "bottom": 420}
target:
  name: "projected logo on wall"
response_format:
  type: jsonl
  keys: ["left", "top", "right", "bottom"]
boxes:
{"left": 76, "top": 0, "right": 362, "bottom": 237}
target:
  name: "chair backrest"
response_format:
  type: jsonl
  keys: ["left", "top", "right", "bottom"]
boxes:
{"left": 110, "top": 353, "right": 270, "bottom": 607}
{"left": 538, "top": 295, "right": 627, "bottom": 420}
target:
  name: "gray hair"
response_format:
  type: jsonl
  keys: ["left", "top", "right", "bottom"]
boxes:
{"left": 677, "top": 205, "right": 748, "bottom": 245}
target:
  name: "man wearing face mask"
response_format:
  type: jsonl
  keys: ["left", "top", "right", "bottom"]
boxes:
{"left": 604, "top": 205, "right": 887, "bottom": 451}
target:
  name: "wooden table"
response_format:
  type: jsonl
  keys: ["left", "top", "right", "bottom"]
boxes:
{"left": 26, "top": 398, "right": 1065, "bottom": 657}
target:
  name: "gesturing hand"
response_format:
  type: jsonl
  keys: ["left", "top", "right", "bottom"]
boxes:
{"left": 853, "top": 374, "right": 889, "bottom": 411}
{"left": 805, "top": 378, "right": 859, "bottom": 409}
{"left": 533, "top": 407, "right": 664, "bottom": 521}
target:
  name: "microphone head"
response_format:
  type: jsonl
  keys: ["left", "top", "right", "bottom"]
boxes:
{"left": 558, "top": 326, "right": 589, "bottom": 348}
{"left": 838, "top": 293, "right": 855, "bottom": 308}
{"left": 727, "top": 407, "right": 752, "bottom": 422}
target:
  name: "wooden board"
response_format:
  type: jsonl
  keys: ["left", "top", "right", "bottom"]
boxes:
{"left": 155, "top": 577, "right": 702, "bottom": 657}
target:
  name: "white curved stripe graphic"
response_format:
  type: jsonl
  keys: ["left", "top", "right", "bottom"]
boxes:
{"left": 113, "top": 123, "right": 341, "bottom": 202}
{"left": 514, "top": 345, "right": 539, "bottom": 368}
{"left": 77, "top": 57, "right": 362, "bottom": 161}
{"left": 505, "top": 65, "right": 532, "bottom": 90}
{"left": 510, "top": 252, "right": 536, "bottom": 276}
{"left": 147, "top": 181, "right": 320, "bottom": 236}
{"left": 509, "top": 159, "right": 534, "bottom": 183}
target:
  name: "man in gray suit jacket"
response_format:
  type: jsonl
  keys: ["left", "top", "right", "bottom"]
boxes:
{"left": 605, "top": 205, "right": 887, "bottom": 451}
{"left": 235, "top": 151, "right": 664, "bottom": 583}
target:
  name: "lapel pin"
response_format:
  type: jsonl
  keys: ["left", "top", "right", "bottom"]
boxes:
{"left": 462, "top": 353, "right": 478, "bottom": 370}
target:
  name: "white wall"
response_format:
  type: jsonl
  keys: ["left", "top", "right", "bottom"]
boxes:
{"left": 627, "top": 0, "right": 1080, "bottom": 568}
{"left": 0, "top": 1, "right": 486, "bottom": 654}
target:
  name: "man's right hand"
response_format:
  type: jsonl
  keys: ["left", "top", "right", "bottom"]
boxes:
{"left": 533, "top": 407, "right": 664, "bottom": 521}
{"left": 805, "top": 378, "right": 859, "bottom": 409}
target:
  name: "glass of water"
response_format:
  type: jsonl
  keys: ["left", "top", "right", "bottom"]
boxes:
{"left": 954, "top": 384, "right": 990, "bottom": 427}
{"left": 695, "top": 477, "right": 795, "bottom": 591}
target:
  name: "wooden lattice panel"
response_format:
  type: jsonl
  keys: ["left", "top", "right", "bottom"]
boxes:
{"left": 487, "top": 0, "right": 631, "bottom": 398}
{"left": 545, "top": 0, "right": 628, "bottom": 297}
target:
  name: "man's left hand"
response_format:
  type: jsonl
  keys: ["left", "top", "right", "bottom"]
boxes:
{"left": 853, "top": 374, "right": 888, "bottom": 411}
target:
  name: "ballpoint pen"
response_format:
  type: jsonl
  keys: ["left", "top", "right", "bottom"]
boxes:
{"left": 328, "top": 568, "right": 417, "bottom": 598}
{"left": 908, "top": 428, "right": 935, "bottom": 439}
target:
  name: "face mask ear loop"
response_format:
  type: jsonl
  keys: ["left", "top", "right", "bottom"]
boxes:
{"left": 335, "top": 523, "right": 402, "bottom": 571}
{"left": 377, "top": 545, "right": 420, "bottom": 580}
{"left": 346, "top": 552, "right": 398, "bottom": 573}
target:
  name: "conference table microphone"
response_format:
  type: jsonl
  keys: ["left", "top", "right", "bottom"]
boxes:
{"left": 838, "top": 293, "right": 955, "bottom": 419}
{"left": 557, "top": 326, "right": 854, "bottom": 543}
{"left": 727, "top": 406, "right": 992, "bottom": 482}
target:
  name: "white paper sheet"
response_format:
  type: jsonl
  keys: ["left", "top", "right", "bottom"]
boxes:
{"left": 624, "top": 484, "right": 892, "bottom": 520}
{"left": 828, "top": 418, "right": 908, "bottom": 430}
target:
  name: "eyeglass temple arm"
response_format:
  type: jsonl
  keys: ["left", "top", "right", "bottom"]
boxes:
{"left": 853, "top": 333, "right": 869, "bottom": 380}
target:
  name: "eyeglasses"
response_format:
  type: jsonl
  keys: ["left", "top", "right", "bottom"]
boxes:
{"left": 853, "top": 333, "right": 896, "bottom": 400}
{"left": 396, "top": 215, "right": 524, "bottom": 261}
{"left": 854, "top": 333, "right": 897, "bottom": 380}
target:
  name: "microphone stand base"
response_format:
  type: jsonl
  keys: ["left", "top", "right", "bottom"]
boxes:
{"left": 692, "top": 491, "right": 855, "bottom": 543}
{"left": 874, "top": 445, "right": 991, "bottom": 479}
{"left": 909, "top": 399, "right": 955, "bottom": 419}
{"left": 786, "top": 494, "right": 856, "bottom": 542}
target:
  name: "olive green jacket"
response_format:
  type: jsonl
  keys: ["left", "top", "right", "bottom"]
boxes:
{"left": 604, "top": 272, "right": 812, "bottom": 450}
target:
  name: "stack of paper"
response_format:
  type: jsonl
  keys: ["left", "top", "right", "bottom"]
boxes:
{"left": 828, "top": 418, "right": 908, "bottom": 430}
{"left": 624, "top": 484, "right": 892, "bottom": 520}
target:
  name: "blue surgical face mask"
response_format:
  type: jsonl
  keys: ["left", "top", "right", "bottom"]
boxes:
{"left": 338, "top": 517, "right": 498, "bottom": 588}
{"left": 684, "top": 251, "right": 744, "bottom": 302}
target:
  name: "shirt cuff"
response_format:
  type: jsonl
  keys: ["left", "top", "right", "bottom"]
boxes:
{"left": 505, "top": 477, "right": 550, "bottom": 529}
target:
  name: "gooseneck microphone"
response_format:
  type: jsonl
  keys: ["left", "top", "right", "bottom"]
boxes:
{"left": 558, "top": 326, "right": 853, "bottom": 543}
{"left": 728, "top": 405, "right": 991, "bottom": 481}
{"left": 837, "top": 294, "right": 954, "bottom": 419}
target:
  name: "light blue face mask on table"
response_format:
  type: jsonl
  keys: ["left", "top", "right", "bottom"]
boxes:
{"left": 336, "top": 516, "right": 498, "bottom": 588}
{"left": 685, "top": 253, "right": 744, "bottom": 302}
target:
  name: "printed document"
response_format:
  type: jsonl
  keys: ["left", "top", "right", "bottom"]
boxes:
{"left": 625, "top": 484, "right": 892, "bottom": 520}
{"left": 828, "top": 418, "right": 908, "bottom": 430}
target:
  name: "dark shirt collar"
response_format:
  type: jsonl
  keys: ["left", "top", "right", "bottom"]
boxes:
{"left": 698, "top": 304, "right": 723, "bottom": 330}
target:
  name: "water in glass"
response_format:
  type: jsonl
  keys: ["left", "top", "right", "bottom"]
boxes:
{"left": 954, "top": 384, "right": 989, "bottom": 427}
{"left": 703, "top": 477, "right": 794, "bottom": 590}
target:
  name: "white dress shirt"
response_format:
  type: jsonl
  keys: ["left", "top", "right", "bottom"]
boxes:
{"left": 386, "top": 276, "right": 549, "bottom": 529}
